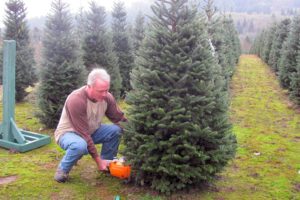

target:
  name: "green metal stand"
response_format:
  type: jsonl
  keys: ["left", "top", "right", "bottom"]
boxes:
{"left": 0, "top": 40, "right": 50, "bottom": 152}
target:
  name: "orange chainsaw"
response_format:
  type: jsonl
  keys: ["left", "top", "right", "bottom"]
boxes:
{"left": 108, "top": 157, "right": 131, "bottom": 180}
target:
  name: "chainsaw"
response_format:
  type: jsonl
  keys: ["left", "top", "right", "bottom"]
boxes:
{"left": 108, "top": 157, "right": 131, "bottom": 180}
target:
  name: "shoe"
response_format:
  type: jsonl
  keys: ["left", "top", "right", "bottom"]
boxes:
{"left": 54, "top": 168, "right": 69, "bottom": 183}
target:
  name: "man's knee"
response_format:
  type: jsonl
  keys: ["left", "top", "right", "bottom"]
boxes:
{"left": 111, "top": 125, "right": 122, "bottom": 136}
{"left": 69, "top": 140, "right": 88, "bottom": 155}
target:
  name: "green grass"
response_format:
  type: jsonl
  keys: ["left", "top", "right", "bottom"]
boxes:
{"left": 0, "top": 55, "right": 299, "bottom": 199}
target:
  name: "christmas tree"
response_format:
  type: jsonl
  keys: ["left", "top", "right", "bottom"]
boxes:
{"left": 262, "top": 23, "right": 277, "bottom": 65}
{"left": 269, "top": 19, "right": 291, "bottom": 72}
{"left": 112, "top": 1, "right": 134, "bottom": 97}
{"left": 279, "top": 15, "right": 300, "bottom": 89}
{"left": 289, "top": 15, "right": 300, "bottom": 104}
{"left": 132, "top": 11, "right": 146, "bottom": 55}
{"left": 207, "top": 14, "right": 241, "bottom": 89}
{"left": 37, "top": 0, "right": 85, "bottom": 128}
{"left": 0, "top": 0, "right": 37, "bottom": 102}
{"left": 82, "top": 1, "right": 122, "bottom": 99}
{"left": 123, "top": 0, "right": 237, "bottom": 194}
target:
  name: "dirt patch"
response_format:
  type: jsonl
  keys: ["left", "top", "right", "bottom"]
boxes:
{"left": 9, "top": 148, "right": 19, "bottom": 154}
{"left": 294, "top": 136, "right": 300, "bottom": 140}
{"left": 0, "top": 175, "right": 18, "bottom": 185}
{"left": 291, "top": 136, "right": 300, "bottom": 143}
{"left": 276, "top": 148, "right": 286, "bottom": 152}
{"left": 249, "top": 172, "right": 260, "bottom": 178}
{"left": 41, "top": 162, "right": 56, "bottom": 170}
{"left": 294, "top": 183, "right": 300, "bottom": 192}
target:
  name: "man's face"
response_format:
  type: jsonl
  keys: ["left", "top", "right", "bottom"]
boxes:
{"left": 89, "top": 79, "right": 110, "bottom": 102}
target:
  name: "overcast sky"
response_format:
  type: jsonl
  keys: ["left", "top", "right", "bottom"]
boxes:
{"left": 0, "top": 0, "right": 142, "bottom": 28}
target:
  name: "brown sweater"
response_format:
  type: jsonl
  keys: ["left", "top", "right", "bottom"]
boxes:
{"left": 54, "top": 86, "right": 126, "bottom": 159}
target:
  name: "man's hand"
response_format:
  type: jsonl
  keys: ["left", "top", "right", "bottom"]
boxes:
{"left": 94, "top": 156, "right": 109, "bottom": 171}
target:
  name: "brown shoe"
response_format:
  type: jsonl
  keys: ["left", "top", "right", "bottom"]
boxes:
{"left": 54, "top": 168, "right": 69, "bottom": 183}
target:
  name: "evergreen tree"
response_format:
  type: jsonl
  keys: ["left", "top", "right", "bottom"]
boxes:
{"left": 37, "top": 0, "right": 85, "bottom": 128}
{"left": 31, "top": 27, "right": 42, "bottom": 43}
{"left": 261, "top": 23, "right": 277, "bottom": 64}
{"left": 256, "top": 30, "right": 267, "bottom": 58}
{"left": 278, "top": 15, "right": 300, "bottom": 89}
{"left": 74, "top": 7, "right": 86, "bottom": 50}
{"left": 202, "top": 1, "right": 240, "bottom": 88}
{"left": 290, "top": 22, "right": 300, "bottom": 104}
{"left": 112, "top": 1, "right": 134, "bottom": 97}
{"left": 290, "top": 60, "right": 300, "bottom": 104}
{"left": 226, "top": 16, "right": 241, "bottom": 64}
{"left": 269, "top": 18, "right": 291, "bottom": 72}
{"left": 123, "top": 0, "right": 237, "bottom": 194}
{"left": 250, "top": 33, "right": 261, "bottom": 54}
{"left": 203, "top": 3, "right": 230, "bottom": 88}
{"left": 132, "top": 11, "right": 146, "bottom": 55}
{"left": 0, "top": 0, "right": 37, "bottom": 102}
{"left": 82, "top": 1, "right": 122, "bottom": 99}
{"left": 209, "top": 14, "right": 241, "bottom": 88}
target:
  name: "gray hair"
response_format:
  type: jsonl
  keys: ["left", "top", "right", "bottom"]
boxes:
{"left": 87, "top": 68, "right": 111, "bottom": 85}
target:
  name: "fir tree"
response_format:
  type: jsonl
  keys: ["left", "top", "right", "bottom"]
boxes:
{"left": 224, "top": 16, "right": 241, "bottom": 65}
{"left": 82, "top": 1, "right": 122, "bottom": 99}
{"left": 256, "top": 30, "right": 267, "bottom": 58}
{"left": 132, "top": 11, "right": 146, "bottom": 55}
{"left": 208, "top": 14, "right": 240, "bottom": 88}
{"left": 123, "top": 0, "right": 237, "bottom": 194}
{"left": 290, "top": 21, "right": 300, "bottom": 104}
{"left": 203, "top": 2, "right": 230, "bottom": 88}
{"left": 74, "top": 7, "right": 86, "bottom": 50}
{"left": 269, "top": 18, "right": 291, "bottom": 72}
{"left": 112, "top": 1, "right": 134, "bottom": 97}
{"left": 0, "top": 0, "right": 37, "bottom": 102}
{"left": 250, "top": 34, "right": 261, "bottom": 54}
{"left": 278, "top": 15, "right": 300, "bottom": 89}
{"left": 37, "top": 0, "right": 85, "bottom": 128}
{"left": 198, "top": 1, "right": 240, "bottom": 80}
{"left": 261, "top": 23, "right": 277, "bottom": 64}
{"left": 290, "top": 61, "right": 300, "bottom": 104}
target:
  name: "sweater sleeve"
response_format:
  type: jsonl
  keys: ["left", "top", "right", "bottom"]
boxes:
{"left": 65, "top": 92, "right": 99, "bottom": 159}
{"left": 105, "top": 93, "right": 127, "bottom": 124}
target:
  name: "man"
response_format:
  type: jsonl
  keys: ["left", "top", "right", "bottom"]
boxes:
{"left": 54, "top": 68, "right": 126, "bottom": 183}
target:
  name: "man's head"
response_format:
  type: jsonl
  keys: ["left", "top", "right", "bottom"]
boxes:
{"left": 86, "top": 68, "right": 110, "bottom": 102}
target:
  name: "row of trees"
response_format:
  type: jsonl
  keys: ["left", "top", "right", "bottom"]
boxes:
{"left": 0, "top": 0, "right": 144, "bottom": 127}
{"left": 123, "top": 0, "right": 240, "bottom": 194}
{"left": 250, "top": 14, "right": 300, "bottom": 104}
{"left": 0, "top": 0, "right": 241, "bottom": 193}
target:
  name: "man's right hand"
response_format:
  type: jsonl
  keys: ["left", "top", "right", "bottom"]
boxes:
{"left": 94, "top": 156, "right": 109, "bottom": 171}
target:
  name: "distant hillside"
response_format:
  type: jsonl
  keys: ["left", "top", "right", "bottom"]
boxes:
{"left": 213, "top": 0, "right": 300, "bottom": 13}
{"left": 27, "top": 0, "right": 300, "bottom": 29}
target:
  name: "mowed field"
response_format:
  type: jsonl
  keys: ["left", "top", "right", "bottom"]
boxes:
{"left": 0, "top": 55, "right": 299, "bottom": 199}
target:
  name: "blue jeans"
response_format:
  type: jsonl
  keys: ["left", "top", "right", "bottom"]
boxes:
{"left": 58, "top": 124, "right": 121, "bottom": 173}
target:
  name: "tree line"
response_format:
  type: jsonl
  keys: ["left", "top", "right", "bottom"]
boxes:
{"left": 250, "top": 14, "right": 300, "bottom": 105}
{"left": 0, "top": 0, "right": 240, "bottom": 194}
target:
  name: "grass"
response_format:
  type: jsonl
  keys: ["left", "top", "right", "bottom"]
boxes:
{"left": 0, "top": 55, "right": 300, "bottom": 199}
